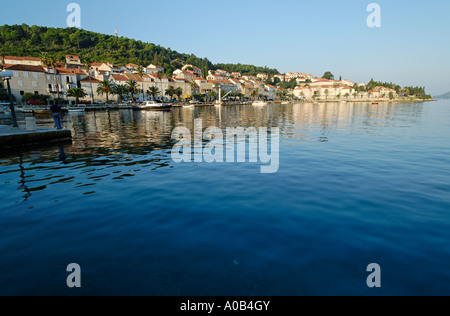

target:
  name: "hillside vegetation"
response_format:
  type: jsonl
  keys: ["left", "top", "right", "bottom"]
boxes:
{"left": 0, "top": 24, "right": 280, "bottom": 77}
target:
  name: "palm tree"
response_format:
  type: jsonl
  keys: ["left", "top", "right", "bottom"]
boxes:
{"left": 157, "top": 71, "right": 165, "bottom": 100}
{"left": 353, "top": 92, "right": 357, "bottom": 99}
{"left": 175, "top": 87, "right": 183, "bottom": 101}
{"left": 345, "top": 93, "right": 350, "bottom": 99}
{"left": 208, "top": 90, "right": 217, "bottom": 102}
{"left": 80, "top": 56, "right": 95, "bottom": 104}
{"left": 313, "top": 91, "right": 319, "bottom": 100}
{"left": 324, "top": 89, "right": 329, "bottom": 100}
{"left": 189, "top": 80, "right": 197, "bottom": 95}
{"left": 148, "top": 86, "right": 160, "bottom": 100}
{"left": 127, "top": 80, "right": 139, "bottom": 102}
{"left": 67, "top": 87, "right": 87, "bottom": 104}
{"left": 41, "top": 53, "right": 61, "bottom": 100}
{"left": 251, "top": 88, "right": 258, "bottom": 100}
{"left": 113, "top": 84, "right": 128, "bottom": 103}
{"left": 165, "top": 85, "right": 176, "bottom": 101}
{"left": 240, "top": 84, "right": 246, "bottom": 95}
{"left": 97, "top": 80, "right": 113, "bottom": 103}
{"left": 136, "top": 66, "right": 145, "bottom": 101}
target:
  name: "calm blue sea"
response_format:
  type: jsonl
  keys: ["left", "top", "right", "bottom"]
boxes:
{"left": 1, "top": 101, "right": 449, "bottom": 296}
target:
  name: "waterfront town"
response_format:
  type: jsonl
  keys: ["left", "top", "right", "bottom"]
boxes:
{"left": 0, "top": 54, "right": 402, "bottom": 106}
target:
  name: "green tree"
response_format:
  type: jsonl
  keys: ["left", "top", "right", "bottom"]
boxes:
{"left": 156, "top": 71, "right": 165, "bottom": 99}
{"left": 67, "top": 87, "right": 87, "bottom": 104}
{"left": 80, "top": 55, "right": 95, "bottom": 103}
{"left": 189, "top": 80, "right": 197, "bottom": 95}
{"left": 251, "top": 88, "right": 258, "bottom": 100}
{"left": 97, "top": 80, "right": 113, "bottom": 102}
{"left": 127, "top": 80, "right": 139, "bottom": 102}
{"left": 175, "top": 87, "right": 183, "bottom": 101}
{"left": 148, "top": 86, "right": 160, "bottom": 100}
{"left": 322, "top": 71, "right": 335, "bottom": 80}
{"left": 113, "top": 84, "right": 128, "bottom": 103}
{"left": 136, "top": 65, "right": 145, "bottom": 101}
{"left": 165, "top": 85, "right": 175, "bottom": 100}
{"left": 208, "top": 90, "right": 217, "bottom": 101}
{"left": 41, "top": 53, "right": 61, "bottom": 100}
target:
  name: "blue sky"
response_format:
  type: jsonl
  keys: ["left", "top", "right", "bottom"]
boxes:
{"left": 3, "top": 0, "right": 450, "bottom": 94}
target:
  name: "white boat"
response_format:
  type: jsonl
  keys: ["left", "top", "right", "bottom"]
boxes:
{"left": 133, "top": 101, "right": 172, "bottom": 111}
{"left": 252, "top": 101, "right": 268, "bottom": 106}
{"left": 68, "top": 108, "right": 85, "bottom": 114}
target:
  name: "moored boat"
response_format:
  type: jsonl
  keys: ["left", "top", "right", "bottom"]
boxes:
{"left": 68, "top": 108, "right": 86, "bottom": 114}
{"left": 252, "top": 101, "right": 268, "bottom": 106}
{"left": 133, "top": 101, "right": 172, "bottom": 111}
{"left": 33, "top": 109, "right": 52, "bottom": 115}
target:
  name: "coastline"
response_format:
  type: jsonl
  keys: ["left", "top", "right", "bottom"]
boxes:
{"left": 271, "top": 98, "right": 437, "bottom": 104}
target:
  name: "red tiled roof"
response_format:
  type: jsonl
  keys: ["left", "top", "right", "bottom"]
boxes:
{"left": 66, "top": 55, "right": 80, "bottom": 61}
{"left": 112, "top": 75, "right": 129, "bottom": 81}
{"left": 5, "top": 64, "right": 46, "bottom": 72}
{"left": 5, "top": 56, "right": 41, "bottom": 62}
{"left": 57, "top": 68, "right": 87, "bottom": 75}
{"left": 125, "top": 73, "right": 143, "bottom": 82}
{"left": 149, "top": 73, "right": 169, "bottom": 79}
{"left": 80, "top": 76, "right": 101, "bottom": 83}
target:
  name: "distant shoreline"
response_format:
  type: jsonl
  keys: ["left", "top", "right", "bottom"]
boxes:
{"left": 293, "top": 98, "right": 437, "bottom": 104}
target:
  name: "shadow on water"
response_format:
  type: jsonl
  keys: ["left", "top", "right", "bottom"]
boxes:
{"left": 18, "top": 154, "right": 31, "bottom": 201}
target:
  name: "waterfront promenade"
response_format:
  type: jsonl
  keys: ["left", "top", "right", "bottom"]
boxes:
{"left": 0, "top": 124, "right": 71, "bottom": 148}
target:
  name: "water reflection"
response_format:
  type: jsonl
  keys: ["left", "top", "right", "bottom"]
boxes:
{"left": 58, "top": 146, "right": 67, "bottom": 164}
{"left": 18, "top": 155, "right": 31, "bottom": 201}
{"left": 0, "top": 102, "right": 426, "bottom": 203}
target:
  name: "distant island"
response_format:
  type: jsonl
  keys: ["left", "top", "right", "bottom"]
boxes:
{"left": 434, "top": 92, "right": 450, "bottom": 99}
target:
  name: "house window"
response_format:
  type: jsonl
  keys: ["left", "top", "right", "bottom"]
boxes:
{"left": 20, "top": 91, "right": 24, "bottom": 96}
{"left": 34, "top": 73, "right": 39, "bottom": 78}
{"left": 24, "top": 72, "right": 29, "bottom": 78}
{"left": 32, "top": 81, "right": 38, "bottom": 87}
{"left": 18, "top": 81, "right": 23, "bottom": 87}
{"left": 48, "top": 84, "right": 52, "bottom": 90}
{"left": 66, "top": 76, "right": 70, "bottom": 83}
{"left": 34, "top": 91, "right": 39, "bottom": 95}
{"left": 14, "top": 72, "right": 19, "bottom": 77}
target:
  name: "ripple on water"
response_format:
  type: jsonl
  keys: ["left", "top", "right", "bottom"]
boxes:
{"left": 0, "top": 102, "right": 450, "bottom": 295}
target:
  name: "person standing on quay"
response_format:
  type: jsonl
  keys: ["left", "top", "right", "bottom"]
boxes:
{"left": 50, "top": 103, "right": 62, "bottom": 129}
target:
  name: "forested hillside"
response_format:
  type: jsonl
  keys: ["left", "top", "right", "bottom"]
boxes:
{"left": 0, "top": 24, "right": 280, "bottom": 77}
